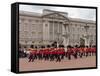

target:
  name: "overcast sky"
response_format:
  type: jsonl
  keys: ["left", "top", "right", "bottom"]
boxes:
{"left": 19, "top": 5, "right": 96, "bottom": 21}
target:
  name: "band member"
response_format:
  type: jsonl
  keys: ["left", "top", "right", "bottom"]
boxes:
{"left": 88, "top": 46, "right": 92, "bottom": 56}
{"left": 56, "top": 47, "right": 61, "bottom": 62}
{"left": 29, "top": 47, "right": 37, "bottom": 62}
{"left": 79, "top": 46, "right": 84, "bottom": 58}
{"left": 73, "top": 46, "right": 78, "bottom": 59}
{"left": 93, "top": 46, "right": 96, "bottom": 55}
{"left": 37, "top": 47, "right": 43, "bottom": 60}
{"left": 82, "top": 46, "right": 86, "bottom": 56}
{"left": 85, "top": 46, "right": 89, "bottom": 57}
{"left": 91, "top": 46, "right": 96, "bottom": 56}
{"left": 28, "top": 48, "right": 34, "bottom": 62}
{"left": 28, "top": 51, "right": 33, "bottom": 62}
{"left": 50, "top": 47, "right": 55, "bottom": 61}
{"left": 60, "top": 46, "right": 65, "bottom": 59}
{"left": 44, "top": 46, "right": 50, "bottom": 60}
{"left": 67, "top": 46, "right": 73, "bottom": 60}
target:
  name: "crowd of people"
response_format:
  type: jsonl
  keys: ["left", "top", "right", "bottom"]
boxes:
{"left": 19, "top": 45, "right": 96, "bottom": 62}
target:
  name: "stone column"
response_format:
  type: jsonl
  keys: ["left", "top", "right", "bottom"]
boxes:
{"left": 43, "top": 19, "right": 49, "bottom": 46}
{"left": 53, "top": 21, "right": 54, "bottom": 41}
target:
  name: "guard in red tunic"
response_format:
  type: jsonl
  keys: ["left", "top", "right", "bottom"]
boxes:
{"left": 88, "top": 46, "right": 92, "bottom": 56}
{"left": 32, "top": 48, "right": 37, "bottom": 62}
{"left": 73, "top": 47, "right": 78, "bottom": 59}
{"left": 56, "top": 47, "right": 61, "bottom": 62}
{"left": 42, "top": 47, "right": 46, "bottom": 60}
{"left": 37, "top": 47, "right": 43, "bottom": 60}
{"left": 82, "top": 46, "right": 86, "bottom": 56}
{"left": 50, "top": 47, "right": 55, "bottom": 61}
{"left": 60, "top": 47, "right": 65, "bottom": 59}
{"left": 79, "top": 46, "right": 84, "bottom": 58}
{"left": 67, "top": 46, "right": 73, "bottom": 60}
{"left": 28, "top": 51, "right": 33, "bottom": 62}
{"left": 91, "top": 46, "right": 96, "bottom": 56}
{"left": 45, "top": 47, "right": 50, "bottom": 60}
{"left": 28, "top": 48, "right": 37, "bottom": 62}
{"left": 94, "top": 46, "right": 96, "bottom": 55}
{"left": 85, "top": 46, "right": 89, "bottom": 57}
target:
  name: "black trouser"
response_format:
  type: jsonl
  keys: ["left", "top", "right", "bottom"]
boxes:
{"left": 50, "top": 54, "right": 55, "bottom": 61}
{"left": 87, "top": 51, "right": 91, "bottom": 56}
{"left": 66, "top": 52, "right": 71, "bottom": 60}
{"left": 28, "top": 55, "right": 33, "bottom": 62}
{"left": 43, "top": 54, "right": 47, "bottom": 60}
{"left": 31, "top": 54, "right": 37, "bottom": 62}
{"left": 83, "top": 52, "right": 86, "bottom": 56}
{"left": 86, "top": 52, "right": 89, "bottom": 57}
{"left": 37, "top": 53, "right": 43, "bottom": 60}
{"left": 56, "top": 54, "right": 61, "bottom": 62}
{"left": 65, "top": 52, "right": 68, "bottom": 58}
{"left": 79, "top": 52, "right": 83, "bottom": 58}
{"left": 45, "top": 54, "right": 49, "bottom": 60}
{"left": 61, "top": 53, "right": 65, "bottom": 59}
{"left": 73, "top": 52, "right": 77, "bottom": 59}
{"left": 68, "top": 54, "right": 71, "bottom": 60}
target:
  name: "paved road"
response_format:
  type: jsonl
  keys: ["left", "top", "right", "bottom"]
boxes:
{"left": 19, "top": 56, "right": 96, "bottom": 71}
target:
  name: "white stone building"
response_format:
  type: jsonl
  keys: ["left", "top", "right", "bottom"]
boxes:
{"left": 19, "top": 9, "right": 96, "bottom": 48}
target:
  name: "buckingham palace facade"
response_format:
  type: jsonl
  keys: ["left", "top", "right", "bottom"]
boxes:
{"left": 19, "top": 9, "right": 96, "bottom": 48}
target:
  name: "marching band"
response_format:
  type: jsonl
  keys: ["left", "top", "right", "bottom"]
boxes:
{"left": 19, "top": 45, "right": 96, "bottom": 62}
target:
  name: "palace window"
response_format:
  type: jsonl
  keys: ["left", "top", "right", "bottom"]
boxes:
{"left": 28, "top": 19, "right": 32, "bottom": 22}
{"left": 32, "top": 31, "right": 35, "bottom": 34}
{"left": 24, "top": 31, "right": 28, "bottom": 34}
{"left": 45, "top": 24, "right": 48, "bottom": 27}
{"left": 38, "top": 32, "right": 42, "bottom": 34}
{"left": 32, "top": 41, "right": 34, "bottom": 43}
{"left": 24, "top": 22, "right": 28, "bottom": 26}
{"left": 21, "top": 18, "right": 25, "bottom": 22}
{"left": 35, "top": 20, "right": 39, "bottom": 22}
{"left": 75, "top": 24, "right": 77, "bottom": 27}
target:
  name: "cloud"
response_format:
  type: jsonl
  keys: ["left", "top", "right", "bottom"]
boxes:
{"left": 19, "top": 4, "right": 96, "bottom": 21}
{"left": 19, "top": 5, "right": 54, "bottom": 13}
{"left": 76, "top": 8, "right": 96, "bottom": 21}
